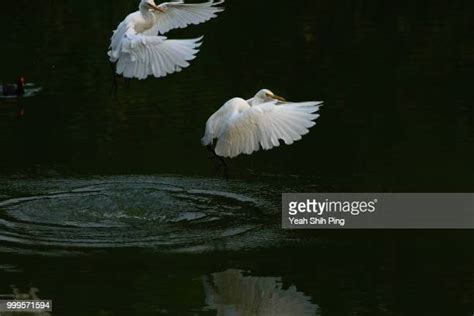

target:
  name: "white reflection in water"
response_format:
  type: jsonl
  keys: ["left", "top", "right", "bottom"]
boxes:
{"left": 204, "top": 269, "right": 319, "bottom": 316}
{"left": 0, "top": 286, "right": 50, "bottom": 316}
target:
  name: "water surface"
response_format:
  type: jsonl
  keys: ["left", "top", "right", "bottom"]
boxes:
{"left": 0, "top": 0, "right": 473, "bottom": 315}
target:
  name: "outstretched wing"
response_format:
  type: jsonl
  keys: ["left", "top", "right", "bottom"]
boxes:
{"left": 154, "top": 0, "right": 225, "bottom": 34}
{"left": 214, "top": 101, "right": 323, "bottom": 158}
{"left": 109, "top": 19, "right": 202, "bottom": 79}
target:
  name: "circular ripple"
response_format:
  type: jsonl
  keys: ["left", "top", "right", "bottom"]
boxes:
{"left": 0, "top": 176, "right": 279, "bottom": 255}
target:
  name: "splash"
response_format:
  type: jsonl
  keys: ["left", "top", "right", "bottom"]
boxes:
{"left": 0, "top": 176, "right": 282, "bottom": 256}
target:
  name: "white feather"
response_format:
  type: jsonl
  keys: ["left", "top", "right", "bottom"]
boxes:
{"left": 108, "top": 0, "right": 224, "bottom": 80}
{"left": 154, "top": 1, "right": 225, "bottom": 34}
{"left": 202, "top": 92, "right": 323, "bottom": 158}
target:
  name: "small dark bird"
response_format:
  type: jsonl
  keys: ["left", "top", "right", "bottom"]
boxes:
{"left": 1, "top": 77, "right": 26, "bottom": 97}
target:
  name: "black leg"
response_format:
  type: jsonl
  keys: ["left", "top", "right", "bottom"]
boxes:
{"left": 207, "top": 145, "right": 228, "bottom": 169}
{"left": 110, "top": 62, "right": 117, "bottom": 97}
{"left": 206, "top": 145, "right": 229, "bottom": 179}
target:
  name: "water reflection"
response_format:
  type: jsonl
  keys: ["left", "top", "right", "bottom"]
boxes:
{"left": 204, "top": 269, "right": 319, "bottom": 316}
{"left": 0, "top": 286, "right": 50, "bottom": 316}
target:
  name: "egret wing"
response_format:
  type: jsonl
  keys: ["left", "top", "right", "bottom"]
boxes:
{"left": 215, "top": 101, "right": 322, "bottom": 158}
{"left": 154, "top": 1, "right": 224, "bottom": 34}
{"left": 202, "top": 98, "right": 248, "bottom": 146}
{"left": 109, "top": 22, "right": 202, "bottom": 79}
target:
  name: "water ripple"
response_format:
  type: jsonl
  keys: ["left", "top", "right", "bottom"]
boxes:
{"left": 0, "top": 176, "right": 281, "bottom": 256}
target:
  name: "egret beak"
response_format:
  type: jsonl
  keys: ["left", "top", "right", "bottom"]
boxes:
{"left": 271, "top": 94, "right": 286, "bottom": 102}
{"left": 147, "top": 3, "right": 166, "bottom": 13}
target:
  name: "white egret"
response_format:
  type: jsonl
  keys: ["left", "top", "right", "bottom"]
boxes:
{"left": 202, "top": 89, "right": 323, "bottom": 158}
{"left": 203, "top": 269, "right": 319, "bottom": 315}
{"left": 108, "top": 0, "right": 224, "bottom": 80}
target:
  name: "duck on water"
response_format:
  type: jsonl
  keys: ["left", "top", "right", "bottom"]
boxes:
{"left": 1, "top": 77, "right": 25, "bottom": 98}
{"left": 0, "top": 77, "right": 42, "bottom": 99}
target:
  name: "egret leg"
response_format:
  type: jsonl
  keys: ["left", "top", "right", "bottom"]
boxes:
{"left": 207, "top": 145, "right": 228, "bottom": 169}
{"left": 110, "top": 62, "right": 118, "bottom": 96}
{"left": 207, "top": 146, "right": 229, "bottom": 178}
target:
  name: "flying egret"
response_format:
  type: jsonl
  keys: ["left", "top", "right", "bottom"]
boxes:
{"left": 108, "top": 0, "right": 224, "bottom": 80}
{"left": 202, "top": 89, "right": 323, "bottom": 158}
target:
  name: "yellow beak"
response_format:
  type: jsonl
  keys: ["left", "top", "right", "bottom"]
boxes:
{"left": 271, "top": 94, "right": 286, "bottom": 102}
{"left": 147, "top": 3, "right": 166, "bottom": 13}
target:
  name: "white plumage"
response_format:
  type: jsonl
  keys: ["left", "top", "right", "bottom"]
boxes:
{"left": 202, "top": 89, "right": 323, "bottom": 158}
{"left": 108, "top": 0, "right": 224, "bottom": 80}
{"left": 204, "top": 270, "right": 319, "bottom": 316}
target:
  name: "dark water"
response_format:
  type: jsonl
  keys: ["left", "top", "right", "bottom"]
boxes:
{"left": 0, "top": 0, "right": 473, "bottom": 315}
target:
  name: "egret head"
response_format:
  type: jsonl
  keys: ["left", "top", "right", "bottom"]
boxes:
{"left": 254, "top": 89, "right": 286, "bottom": 103}
{"left": 139, "top": 0, "right": 165, "bottom": 13}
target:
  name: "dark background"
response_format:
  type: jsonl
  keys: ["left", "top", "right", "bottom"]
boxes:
{"left": 0, "top": 0, "right": 473, "bottom": 315}
{"left": 0, "top": 0, "right": 472, "bottom": 190}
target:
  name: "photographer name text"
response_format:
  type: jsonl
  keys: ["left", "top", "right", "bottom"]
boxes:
{"left": 287, "top": 199, "right": 379, "bottom": 227}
